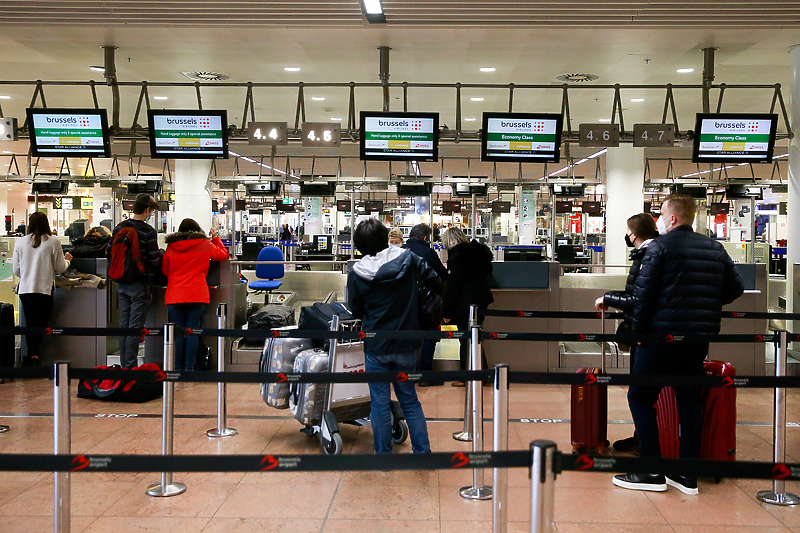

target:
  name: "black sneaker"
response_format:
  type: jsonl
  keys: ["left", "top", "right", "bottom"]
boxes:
{"left": 417, "top": 381, "right": 444, "bottom": 387}
{"left": 666, "top": 475, "right": 699, "bottom": 495}
{"left": 612, "top": 473, "right": 667, "bottom": 492}
{"left": 612, "top": 435, "right": 639, "bottom": 453}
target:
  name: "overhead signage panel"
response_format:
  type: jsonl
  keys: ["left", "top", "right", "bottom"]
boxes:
{"left": 578, "top": 123, "right": 619, "bottom": 148}
{"left": 301, "top": 122, "right": 341, "bottom": 147}
{"left": 481, "top": 113, "right": 563, "bottom": 163}
{"left": 360, "top": 112, "right": 439, "bottom": 162}
{"left": 633, "top": 123, "right": 675, "bottom": 147}
{"left": 247, "top": 122, "right": 288, "bottom": 145}
{"left": 148, "top": 110, "right": 229, "bottom": 159}
{"left": 692, "top": 113, "right": 777, "bottom": 164}
{"left": 27, "top": 108, "right": 111, "bottom": 157}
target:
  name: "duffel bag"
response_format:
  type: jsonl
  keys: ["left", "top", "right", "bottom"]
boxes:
{"left": 77, "top": 363, "right": 163, "bottom": 403}
{"left": 298, "top": 302, "right": 355, "bottom": 347}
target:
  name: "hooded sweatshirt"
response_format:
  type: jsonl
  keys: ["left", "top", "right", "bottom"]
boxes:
{"left": 347, "top": 246, "right": 441, "bottom": 355}
{"left": 161, "top": 231, "right": 229, "bottom": 305}
{"left": 442, "top": 240, "right": 494, "bottom": 319}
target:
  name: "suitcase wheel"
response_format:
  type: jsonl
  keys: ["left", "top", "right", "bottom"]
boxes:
{"left": 323, "top": 432, "right": 344, "bottom": 455}
{"left": 391, "top": 420, "right": 409, "bottom": 445}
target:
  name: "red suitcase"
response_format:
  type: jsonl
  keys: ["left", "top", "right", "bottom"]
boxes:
{"left": 571, "top": 367, "right": 609, "bottom": 453}
{"left": 656, "top": 360, "right": 736, "bottom": 461}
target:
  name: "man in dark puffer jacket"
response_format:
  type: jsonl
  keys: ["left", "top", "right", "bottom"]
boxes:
{"left": 612, "top": 194, "right": 744, "bottom": 496}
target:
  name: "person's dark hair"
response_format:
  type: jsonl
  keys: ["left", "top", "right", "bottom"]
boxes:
{"left": 27, "top": 212, "right": 51, "bottom": 248}
{"left": 132, "top": 193, "right": 158, "bottom": 215}
{"left": 178, "top": 218, "right": 203, "bottom": 233}
{"left": 409, "top": 223, "right": 432, "bottom": 241}
{"left": 353, "top": 218, "right": 389, "bottom": 256}
{"left": 626, "top": 213, "right": 658, "bottom": 241}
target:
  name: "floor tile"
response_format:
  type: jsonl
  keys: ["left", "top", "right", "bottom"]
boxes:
{"left": 645, "top": 487, "right": 785, "bottom": 527}
{"left": 214, "top": 483, "right": 336, "bottom": 519}
{"left": 328, "top": 484, "right": 439, "bottom": 520}
{"left": 554, "top": 487, "right": 667, "bottom": 524}
{"left": 82, "top": 516, "right": 210, "bottom": 532}
{"left": 323, "top": 519, "right": 440, "bottom": 533}
{"left": 203, "top": 518, "right": 322, "bottom": 533}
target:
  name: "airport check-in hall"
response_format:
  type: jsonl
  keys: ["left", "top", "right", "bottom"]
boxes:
{"left": 1, "top": 1, "right": 800, "bottom": 532}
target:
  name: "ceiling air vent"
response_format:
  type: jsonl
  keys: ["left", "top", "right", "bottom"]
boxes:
{"left": 181, "top": 71, "right": 230, "bottom": 82}
{"left": 556, "top": 73, "right": 599, "bottom": 83}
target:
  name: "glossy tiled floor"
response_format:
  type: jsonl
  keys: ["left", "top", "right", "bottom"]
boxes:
{"left": 1, "top": 377, "right": 800, "bottom": 532}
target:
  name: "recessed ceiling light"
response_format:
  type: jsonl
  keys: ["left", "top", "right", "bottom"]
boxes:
{"left": 45, "top": 158, "right": 53, "bottom": 161}
{"left": 630, "top": 98, "right": 645, "bottom": 102}
{"left": 464, "top": 118, "right": 477, "bottom": 122}
{"left": 89, "top": 66, "right": 105, "bottom": 72}
{"left": 2, "top": 151, "right": 12, "bottom": 154}
{"left": 153, "top": 96, "right": 168, "bottom": 100}
{"left": 331, "top": 117, "right": 343, "bottom": 121}
{"left": 599, "top": 118, "right": 612, "bottom": 122}
{"left": 362, "top": 0, "right": 383, "bottom": 14}
{"left": 284, "top": 67, "right": 301, "bottom": 72}
{"left": 311, "top": 97, "right": 326, "bottom": 101}
{"left": 0, "top": 96, "right": 10, "bottom": 100}
{"left": 470, "top": 97, "right": 484, "bottom": 102}
{"left": 480, "top": 67, "right": 496, "bottom": 72}
{"left": 677, "top": 68, "right": 695, "bottom": 73}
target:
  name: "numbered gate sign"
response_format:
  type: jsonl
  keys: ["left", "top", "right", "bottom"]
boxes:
{"left": 633, "top": 124, "right": 675, "bottom": 147}
{"left": 247, "top": 122, "right": 289, "bottom": 146}
{"left": 579, "top": 124, "right": 620, "bottom": 147}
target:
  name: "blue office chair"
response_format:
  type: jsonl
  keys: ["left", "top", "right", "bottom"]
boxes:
{"left": 249, "top": 245, "right": 284, "bottom": 292}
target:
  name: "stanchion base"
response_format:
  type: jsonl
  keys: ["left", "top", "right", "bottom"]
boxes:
{"left": 452, "top": 431, "right": 473, "bottom": 442}
{"left": 207, "top": 427, "right": 238, "bottom": 438}
{"left": 757, "top": 490, "right": 800, "bottom": 506}
{"left": 459, "top": 485, "right": 493, "bottom": 500}
{"left": 0, "top": 425, "right": 9, "bottom": 434}
{"left": 146, "top": 481, "right": 187, "bottom": 497}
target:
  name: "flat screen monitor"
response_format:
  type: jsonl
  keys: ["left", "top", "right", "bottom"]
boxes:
{"left": 148, "top": 110, "right": 229, "bottom": 159}
{"left": 235, "top": 199, "right": 246, "bottom": 211}
{"left": 360, "top": 112, "right": 439, "bottom": 162}
{"left": 491, "top": 201, "right": 512, "bottom": 214}
{"left": 27, "top": 108, "right": 111, "bottom": 158}
{"left": 364, "top": 200, "right": 384, "bottom": 213}
{"left": 312, "top": 235, "right": 330, "bottom": 253}
{"left": 481, "top": 112, "right": 563, "bottom": 163}
{"left": 726, "top": 184, "right": 764, "bottom": 199}
{"left": 442, "top": 200, "right": 461, "bottom": 214}
{"left": 299, "top": 182, "right": 336, "bottom": 197}
{"left": 157, "top": 201, "right": 169, "bottom": 211}
{"left": 31, "top": 181, "right": 69, "bottom": 194}
{"left": 557, "top": 239, "right": 569, "bottom": 246}
{"left": 674, "top": 184, "right": 707, "bottom": 199}
{"left": 692, "top": 113, "right": 778, "bottom": 164}
{"left": 336, "top": 200, "right": 351, "bottom": 211}
{"left": 582, "top": 201, "right": 602, "bottom": 215}
{"left": 453, "top": 183, "right": 489, "bottom": 197}
{"left": 245, "top": 182, "right": 281, "bottom": 196}
{"left": 396, "top": 182, "right": 433, "bottom": 197}
{"left": 552, "top": 184, "right": 585, "bottom": 197}
{"left": 246, "top": 236, "right": 258, "bottom": 243}
{"left": 122, "top": 201, "right": 135, "bottom": 211}
{"left": 276, "top": 202, "right": 295, "bottom": 213}
{"left": 710, "top": 203, "right": 730, "bottom": 215}
{"left": 126, "top": 181, "right": 162, "bottom": 195}
{"left": 555, "top": 201, "right": 573, "bottom": 214}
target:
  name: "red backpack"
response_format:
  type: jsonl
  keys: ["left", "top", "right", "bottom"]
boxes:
{"left": 108, "top": 226, "right": 146, "bottom": 283}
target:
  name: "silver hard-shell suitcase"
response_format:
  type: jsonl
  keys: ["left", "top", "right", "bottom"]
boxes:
{"left": 259, "top": 326, "right": 314, "bottom": 409}
{"left": 289, "top": 348, "right": 329, "bottom": 426}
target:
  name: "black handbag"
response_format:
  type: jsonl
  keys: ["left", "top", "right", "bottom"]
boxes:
{"left": 417, "top": 282, "right": 443, "bottom": 330}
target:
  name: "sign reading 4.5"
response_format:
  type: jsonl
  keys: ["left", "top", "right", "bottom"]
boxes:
{"left": 579, "top": 124, "right": 620, "bottom": 148}
{"left": 633, "top": 124, "right": 675, "bottom": 147}
{"left": 247, "top": 122, "right": 288, "bottom": 146}
{"left": 301, "top": 122, "right": 341, "bottom": 148}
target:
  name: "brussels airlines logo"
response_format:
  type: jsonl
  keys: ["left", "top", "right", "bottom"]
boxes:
{"left": 166, "top": 118, "right": 198, "bottom": 126}
{"left": 71, "top": 455, "right": 90, "bottom": 471}
{"left": 575, "top": 455, "right": 594, "bottom": 470}
{"left": 576, "top": 334, "right": 587, "bottom": 342}
{"left": 451, "top": 452, "right": 470, "bottom": 468}
{"left": 396, "top": 372, "right": 409, "bottom": 383}
{"left": 485, "top": 332, "right": 498, "bottom": 340}
{"left": 754, "top": 335, "right": 765, "bottom": 343}
{"left": 260, "top": 455, "right": 280, "bottom": 471}
{"left": 584, "top": 374, "right": 597, "bottom": 385}
{"left": 773, "top": 464, "right": 791, "bottom": 480}
{"left": 443, "top": 331, "right": 455, "bottom": 339}
{"left": 377, "top": 120, "right": 409, "bottom": 128}
{"left": 46, "top": 116, "right": 77, "bottom": 124}
{"left": 276, "top": 373, "right": 288, "bottom": 383}
{"left": 721, "top": 376, "right": 735, "bottom": 388}
{"left": 44, "top": 328, "right": 53, "bottom": 336}
{"left": 154, "top": 371, "right": 166, "bottom": 382}
{"left": 271, "top": 330, "right": 281, "bottom": 338}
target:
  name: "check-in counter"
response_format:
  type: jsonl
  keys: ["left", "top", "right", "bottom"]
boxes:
{"left": 483, "top": 262, "right": 560, "bottom": 372}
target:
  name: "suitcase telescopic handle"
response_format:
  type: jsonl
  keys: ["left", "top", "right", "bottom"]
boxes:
{"left": 600, "top": 312, "right": 606, "bottom": 374}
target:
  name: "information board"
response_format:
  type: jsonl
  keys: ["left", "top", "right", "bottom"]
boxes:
{"left": 360, "top": 112, "right": 439, "bottom": 162}
{"left": 27, "top": 109, "right": 111, "bottom": 157}
{"left": 481, "top": 113, "right": 563, "bottom": 163}
{"left": 692, "top": 113, "right": 777, "bottom": 163}
{"left": 148, "top": 110, "right": 228, "bottom": 159}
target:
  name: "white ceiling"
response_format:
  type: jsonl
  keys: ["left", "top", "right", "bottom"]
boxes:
{"left": 0, "top": 2, "right": 798, "bottom": 182}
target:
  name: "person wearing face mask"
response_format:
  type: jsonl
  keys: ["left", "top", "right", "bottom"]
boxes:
{"left": 388, "top": 228, "right": 404, "bottom": 247}
{"left": 595, "top": 213, "right": 659, "bottom": 454}
{"left": 611, "top": 194, "right": 744, "bottom": 496}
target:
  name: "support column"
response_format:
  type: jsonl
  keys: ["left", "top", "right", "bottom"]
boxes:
{"left": 174, "top": 160, "right": 212, "bottom": 233}
{"left": 605, "top": 145, "right": 645, "bottom": 266}
{"left": 787, "top": 45, "right": 800, "bottom": 315}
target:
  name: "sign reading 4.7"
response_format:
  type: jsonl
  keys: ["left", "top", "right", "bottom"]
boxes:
{"left": 633, "top": 124, "right": 674, "bottom": 147}
{"left": 247, "top": 122, "right": 288, "bottom": 146}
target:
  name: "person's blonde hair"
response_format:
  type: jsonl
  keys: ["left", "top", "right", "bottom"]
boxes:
{"left": 388, "top": 228, "right": 404, "bottom": 243}
{"left": 442, "top": 227, "right": 469, "bottom": 250}
{"left": 662, "top": 194, "right": 697, "bottom": 225}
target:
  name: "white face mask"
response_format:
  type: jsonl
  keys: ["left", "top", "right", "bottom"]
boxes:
{"left": 656, "top": 216, "right": 669, "bottom": 235}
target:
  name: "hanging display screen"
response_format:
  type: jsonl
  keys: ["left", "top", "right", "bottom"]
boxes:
{"left": 148, "top": 110, "right": 229, "bottom": 159}
{"left": 692, "top": 113, "right": 778, "bottom": 163}
{"left": 27, "top": 108, "right": 111, "bottom": 157}
{"left": 360, "top": 112, "right": 439, "bottom": 162}
{"left": 481, "top": 112, "right": 563, "bottom": 163}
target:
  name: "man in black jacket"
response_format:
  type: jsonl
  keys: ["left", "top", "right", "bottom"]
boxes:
{"left": 403, "top": 224, "right": 447, "bottom": 385}
{"left": 612, "top": 194, "right": 744, "bottom": 496}
{"left": 347, "top": 219, "right": 441, "bottom": 454}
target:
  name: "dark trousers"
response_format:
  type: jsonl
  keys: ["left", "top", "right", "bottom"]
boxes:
{"left": 418, "top": 339, "right": 438, "bottom": 372}
{"left": 627, "top": 342, "right": 707, "bottom": 459}
{"left": 168, "top": 303, "right": 206, "bottom": 371}
{"left": 20, "top": 293, "right": 54, "bottom": 357}
{"left": 456, "top": 308, "right": 488, "bottom": 371}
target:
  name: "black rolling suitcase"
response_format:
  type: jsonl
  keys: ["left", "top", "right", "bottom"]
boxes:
{"left": 0, "top": 302, "right": 15, "bottom": 382}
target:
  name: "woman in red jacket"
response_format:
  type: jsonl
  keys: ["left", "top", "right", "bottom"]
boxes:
{"left": 162, "top": 218, "right": 229, "bottom": 371}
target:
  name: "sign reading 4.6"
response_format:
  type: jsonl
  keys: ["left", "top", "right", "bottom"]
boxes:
{"left": 247, "top": 122, "right": 288, "bottom": 146}
{"left": 633, "top": 124, "right": 675, "bottom": 147}
{"left": 579, "top": 124, "right": 620, "bottom": 148}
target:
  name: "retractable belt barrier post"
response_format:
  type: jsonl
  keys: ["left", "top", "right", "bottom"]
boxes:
{"left": 207, "top": 304, "right": 238, "bottom": 439}
{"left": 530, "top": 440, "right": 557, "bottom": 533}
{"left": 453, "top": 308, "right": 475, "bottom": 442}
{"left": 460, "top": 305, "right": 492, "bottom": 501}
{"left": 493, "top": 364, "right": 510, "bottom": 533}
{"left": 758, "top": 330, "right": 800, "bottom": 506}
{"left": 53, "top": 362, "right": 70, "bottom": 533}
{"left": 146, "top": 324, "right": 187, "bottom": 497}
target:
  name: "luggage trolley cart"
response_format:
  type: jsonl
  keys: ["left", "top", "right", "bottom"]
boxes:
{"left": 292, "top": 315, "right": 409, "bottom": 455}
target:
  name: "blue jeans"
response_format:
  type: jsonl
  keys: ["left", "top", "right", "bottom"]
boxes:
{"left": 117, "top": 282, "right": 152, "bottom": 369}
{"left": 168, "top": 303, "right": 205, "bottom": 371}
{"left": 365, "top": 351, "right": 431, "bottom": 454}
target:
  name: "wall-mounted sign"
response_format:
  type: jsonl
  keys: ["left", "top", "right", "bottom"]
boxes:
{"left": 633, "top": 124, "right": 675, "bottom": 147}
{"left": 579, "top": 123, "right": 619, "bottom": 147}
{"left": 301, "top": 122, "right": 341, "bottom": 147}
{"left": 247, "top": 122, "right": 289, "bottom": 146}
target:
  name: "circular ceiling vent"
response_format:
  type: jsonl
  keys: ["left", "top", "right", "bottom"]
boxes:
{"left": 556, "top": 73, "right": 599, "bottom": 83}
{"left": 181, "top": 71, "right": 230, "bottom": 82}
